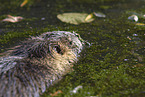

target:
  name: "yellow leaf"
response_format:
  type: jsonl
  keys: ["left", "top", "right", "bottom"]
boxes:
{"left": 136, "top": 23, "right": 145, "bottom": 26}
{"left": 57, "top": 13, "right": 94, "bottom": 25}
{"left": 85, "top": 13, "right": 93, "bottom": 21}
{"left": 20, "top": 0, "right": 28, "bottom": 7}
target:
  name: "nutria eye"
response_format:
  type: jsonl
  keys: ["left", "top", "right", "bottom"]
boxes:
{"left": 69, "top": 41, "right": 72, "bottom": 45}
{"left": 54, "top": 46, "right": 63, "bottom": 55}
{"left": 45, "top": 34, "right": 49, "bottom": 37}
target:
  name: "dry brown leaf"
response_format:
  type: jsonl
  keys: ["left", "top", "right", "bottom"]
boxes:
{"left": 2, "top": 15, "right": 23, "bottom": 23}
{"left": 50, "top": 90, "right": 62, "bottom": 97}
{"left": 20, "top": 0, "right": 28, "bottom": 7}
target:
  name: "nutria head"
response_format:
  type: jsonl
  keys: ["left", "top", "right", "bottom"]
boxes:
{"left": 35, "top": 31, "right": 84, "bottom": 56}
{"left": 28, "top": 31, "right": 85, "bottom": 74}
{"left": 11, "top": 31, "right": 84, "bottom": 59}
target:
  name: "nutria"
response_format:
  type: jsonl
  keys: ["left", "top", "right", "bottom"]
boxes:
{"left": 0, "top": 31, "right": 85, "bottom": 97}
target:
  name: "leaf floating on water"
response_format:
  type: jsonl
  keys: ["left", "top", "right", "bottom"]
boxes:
{"left": 136, "top": 23, "right": 145, "bottom": 26}
{"left": 126, "top": 11, "right": 145, "bottom": 19}
{"left": 2, "top": 15, "right": 24, "bottom": 23}
{"left": 70, "top": 85, "right": 83, "bottom": 94}
{"left": 85, "top": 13, "right": 94, "bottom": 21}
{"left": 57, "top": 13, "right": 94, "bottom": 25}
{"left": 20, "top": 0, "right": 28, "bottom": 7}
{"left": 93, "top": 12, "right": 106, "bottom": 18}
{"left": 50, "top": 90, "right": 62, "bottom": 97}
{"left": 128, "top": 15, "right": 138, "bottom": 22}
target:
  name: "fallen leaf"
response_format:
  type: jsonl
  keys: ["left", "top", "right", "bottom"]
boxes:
{"left": 20, "top": 0, "right": 28, "bottom": 7}
{"left": 50, "top": 90, "right": 62, "bottom": 97}
{"left": 136, "top": 23, "right": 145, "bottom": 26}
{"left": 93, "top": 12, "right": 106, "bottom": 17}
{"left": 126, "top": 11, "right": 145, "bottom": 19}
{"left": 2, "top": 15, "right": 23, "bottom": 23}
{"left": 85, "top": 13, "right": 94, "bottom": 21}
{"left": 132, "top": 64, "right": 144, "bottom": 68}
{"left": 128, "top": 15, "right": 138, "bottom": 22}
{"left": 70, "top": 85, "right": 83, "bottom": 94}
{"left": 57, "top": 13, "right": 94, "bottom": 25}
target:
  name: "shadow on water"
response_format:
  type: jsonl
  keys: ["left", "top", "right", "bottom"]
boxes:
{"left": 0, "top": 0, "right": 145, "bottom": 97}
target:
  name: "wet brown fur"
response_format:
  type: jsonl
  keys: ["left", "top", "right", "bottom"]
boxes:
{"left": 0, "top": 31, "right": 84, "bottom": 97}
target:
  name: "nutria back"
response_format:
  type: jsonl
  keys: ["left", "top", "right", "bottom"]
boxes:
{"left": 0, "top": 31, "right": 84, "bottom": 97}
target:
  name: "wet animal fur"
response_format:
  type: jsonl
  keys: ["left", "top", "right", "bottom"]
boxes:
{"left": 0, "top": 31, "right": 84, "bottom": 97}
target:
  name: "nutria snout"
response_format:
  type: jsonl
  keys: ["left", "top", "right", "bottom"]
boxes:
{"left": 0, "top": 31, "right": 84, "bottom": 97}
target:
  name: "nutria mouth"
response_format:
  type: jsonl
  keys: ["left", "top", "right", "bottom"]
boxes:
{"left": 0, "top": 31, "right": 84, "bottom": 97}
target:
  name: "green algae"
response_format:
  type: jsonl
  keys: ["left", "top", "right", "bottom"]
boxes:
{"left": 0, "top": 0, "right": 145, "bottom": 97}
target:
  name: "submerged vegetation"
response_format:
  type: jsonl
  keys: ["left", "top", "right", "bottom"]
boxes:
{"left": 0, "top": 0, "right": 145, "bottom": 97}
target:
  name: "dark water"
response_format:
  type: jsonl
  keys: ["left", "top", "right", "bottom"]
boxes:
{"left": 0, "top": 0, "right": 144, "bottom": 49}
